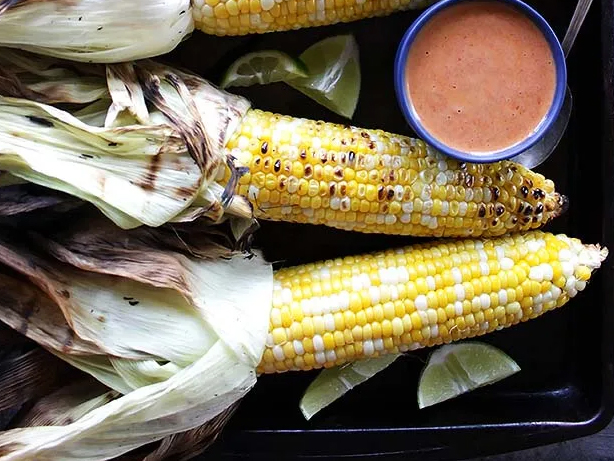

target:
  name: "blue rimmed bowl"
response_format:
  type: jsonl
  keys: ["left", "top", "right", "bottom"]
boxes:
{"left": 393, "top": 0, "right": 567, "bottom": 163}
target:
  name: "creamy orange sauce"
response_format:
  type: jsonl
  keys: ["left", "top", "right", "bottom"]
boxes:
{"left": 405, "top": 1, "right": 556, "bottom": 153}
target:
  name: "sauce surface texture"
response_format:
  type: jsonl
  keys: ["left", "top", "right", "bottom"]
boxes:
{"left": 405, "top": 1, "right": 556, "bottom": 153}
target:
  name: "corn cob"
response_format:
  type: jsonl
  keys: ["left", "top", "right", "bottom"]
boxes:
{"left": 193, "top": 0, "right": 427, "bottom": 36}
{"left": 221, "top": 109, "right": 568, "bottom": 238}
{"left": 258, "top": 231, "right": 606, "bottom": 374}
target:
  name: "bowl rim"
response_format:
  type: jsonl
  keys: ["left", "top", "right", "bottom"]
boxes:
{"left": 393, "top": 0, "right": 568, "bottom": 163}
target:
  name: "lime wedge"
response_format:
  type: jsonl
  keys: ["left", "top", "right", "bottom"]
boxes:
{"left": 288, "top": 34, "right": 361, "bottom": 119}
{"left": 417, "top": 342, "right": 520, "bottom": 409}
{"left": 220, "top": 50, "right": 308, "bottom": 89}
{"left": 299, "top": 355, "right": 400, "bottom": 420}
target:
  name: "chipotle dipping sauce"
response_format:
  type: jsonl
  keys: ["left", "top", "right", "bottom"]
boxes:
{"left": 405, "top": 1, "right": 556, "bottom": 153}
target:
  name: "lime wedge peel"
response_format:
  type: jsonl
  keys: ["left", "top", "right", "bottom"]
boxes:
{"left": 220, "top": 50, "right": 308, "bottom": 89}
{"left": 298, "top": 342, "right": 519, "bottom": 420}
{"left": 288, "top": 34, "right": 361, "bottom": 119}
{"left": 417, "top": 342, "right": 521, "bottom": 409}
{"left": 299, "top": 354, "right": 401, "bottom": 420}
{"left": 220, "top": 35, "right": 361, "bottom": 119}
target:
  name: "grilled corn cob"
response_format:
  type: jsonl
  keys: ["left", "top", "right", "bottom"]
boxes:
{"left": 258, "top": 230, "right": 606, "bottom": 373}
{"left": 0, "top": 52, "right": 566, "bottom": 237}
{"left": 193, "top": 0, "right": 428, "bottom": 36}
{"left": 221, "top": 110, "right": 567, "bottom": 238}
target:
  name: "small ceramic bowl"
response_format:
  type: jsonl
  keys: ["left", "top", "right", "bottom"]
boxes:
{"left": 393, "top": 0, "right": 567, "bottom": 163}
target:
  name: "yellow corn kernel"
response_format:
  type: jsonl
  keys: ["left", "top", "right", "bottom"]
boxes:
{"left": 302, "top": 318, "right": 314, "bottom": 337}
{"left": 323, "top": 332, "right": 335, "bottom": 350}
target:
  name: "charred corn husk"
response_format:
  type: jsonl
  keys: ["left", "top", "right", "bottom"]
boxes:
{"left": 221, "top": 110, "right": 567, "bottom": 238}
{"left": 0, "top": 0, "right": 194, "bottom": 63}
{"left": 193, "top": 0, "right": 428, "bottom": 36}
{"left": 258, "top": 231, "right": 606, "bottom": 373}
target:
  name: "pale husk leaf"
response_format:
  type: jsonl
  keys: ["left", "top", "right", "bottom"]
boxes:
{"left": 105, "top": 65, "right": 150, "bottom": 127}
{"left": 0, "top": 95, "right": 203, "bottom": 229}
{"left": 108, "top": 359, "right": 183, "bottom": 391}
{"left": 0, "top": 341, "right": 256, "bottom": 461}
{"left": 0, "top": 0, "right": 194, "bottom": 63}
{"left": 54, "top": 354, "right": 135, "bottom": 396}
{"left": 137, "top": 400, "right": 241, "bottom": 461}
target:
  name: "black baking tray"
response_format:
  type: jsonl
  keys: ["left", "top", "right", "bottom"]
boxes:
{"left": 163, "top": 0, "right": 614, "bottom": 458}
{"left": 0, "top": 0, "right": 610, "bottom": 459}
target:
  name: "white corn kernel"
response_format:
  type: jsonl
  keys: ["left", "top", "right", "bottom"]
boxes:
{"left": 415, "top": 295, "right": 428, "bottom": 311}
{"left": 313, "top": 334, "right": 324, "bottom": 352}
{"left": 293, "top": 340, "right": 305, "bottom": 355}
{"left": 363, "top": 340, "right": 375, "bottom": 356}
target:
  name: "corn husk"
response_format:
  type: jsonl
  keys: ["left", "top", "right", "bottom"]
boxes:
{"left": 0, "top": 218, "right": 273, "bottom": 460}
{"left": 0, "top": 348, "right": 76, "bottom": 413}
{"left": 0, "top": 50, "right": 253, "bottom": 229}
{"left": 10, "top": 377, "right": 240, "bottom": 461}
{"left": 0, "top": 95, "right": 204, "bottom": 229}
{"left": 0, "top": 183, "right": 81, "bottom": 217}
{"left": 13, "top": 379, "right": 117, "bottom": 428}
{"left": 0, "top": 0, "right": 194, "bottom": 63}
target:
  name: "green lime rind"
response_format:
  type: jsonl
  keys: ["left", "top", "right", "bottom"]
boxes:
{"left": 288, "top": 34, "right": 361, "bottom": 119}
{"left": 417, "top": 342, "right": 521, "bottom": 409}
{"left": 299, "top": 354, "right": 401, "bottom": 420}
{"left": 220, "top": 50, "right": 308, "bottom": 89}
{"left": 220, "top": 35, "right": 362, "bottom": 119}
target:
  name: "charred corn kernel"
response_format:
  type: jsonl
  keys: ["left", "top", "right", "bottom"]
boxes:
{"left": 257, "top": 231, "right": 606, "bottom": 373}
{"left": 224, "top": 110, "right": 567, "bottom": 238}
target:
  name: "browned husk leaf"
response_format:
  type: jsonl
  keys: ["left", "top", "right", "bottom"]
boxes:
{"left": 0, "top": 218, "right": 256, "bottom": 459}
{"left": 0, "top": 49, "right": 107, "bottom": 104}
{"left": 133, "top": 64, "right": 217, "bottom": 184}
{"left": 0, "top": 348, "right": 75, "bottom": 412}
{"left": 0, "top": 264, "right": 101, "bottom": 356}
{"left": 0, "top": 184, "right": 82, "bottom": 217}
{"left": 12, "top": 378, "right": 117, "bottom": 428}
{"left": 0, "top": 65, "right": 47, "bottom": 102}
{"left": 0, "top": 230, "right": 178, "bottom": 357}
{"left": 39, "top": 213, "right": 241, "bottom": 291}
